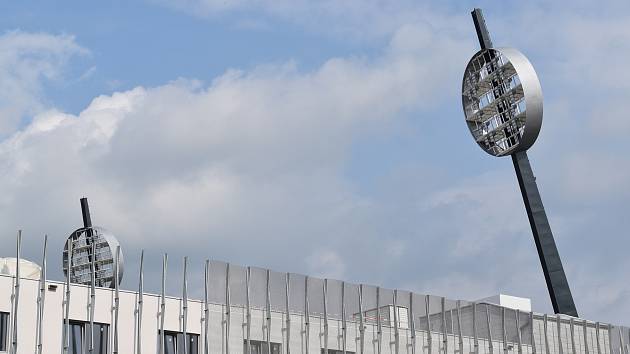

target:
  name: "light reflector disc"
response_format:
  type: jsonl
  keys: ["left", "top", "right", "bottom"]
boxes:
{"left": 462, "top": 47, "right": 543, "bottom": 156}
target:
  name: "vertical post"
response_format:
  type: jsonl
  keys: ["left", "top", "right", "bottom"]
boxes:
{"left": 265, "top": 269, "right": 271, "bottom": 354}
{"left": 595, "top": 322, "right": 601, "bottom": 354}
{"left": 376, "top": 287, "right": 382, "bottom": 354}
{"left": 182, "top": 257, "right": 189, "bottom": 354}
{"left": 10, "top": 230, "right": 21, "bottom": 354}
{"left": 323, "top": 279, "right": 329, "bottom": 354}
{"left": 137, "top": 250, "right": 145, "bottom": 354}
{"left": 393, "top": 290, "right": 399, "bottom": 354}
{"left": 456, "top": 301, "right": 463, "bottom": 354}
{"left": 583, "top": 320, "right": 590, "bottom": 354}
{"left": 473, "top": 303, "right": 478, "bottom": 354}
{"left": 441, "top": 297, "right": 447, "bottom": 354}
{"left": 113, "top": 246, "right": 121, "bottom": 354}
{"left": 36, "top": 234, "right": 47, "bottom": 354}
{"left": 89, "top": 241, "right": 96, "bottom": 354}
{"left": 502, "top": 307, "right": 507, "bottom": 354}
{"left": 486, "top": 304, "right": 493, "bottom": 354}
{"left": 285, "top": 273, "right": 291, "bottom": 354}
{"left": 304, "top": 277, "right": 310, "bottom": 354}
{"left": 530, "top": 312, "right": 536, "bottom": 354}
{"left": 543, "top": 314, "right": 550, "bottom": 354}
{"left": 63, "top": 238, "right": 73, "bottom": 354}
{"left": 358, "top": 285, "right": 365, "bottom": 354}
{"left": 470, "top": 7, "right": 578, "bottom": 317}
{"left": 203, "top": 260, "right": 210, "bottom": 354}
{"left": 159, "top": 254, "right": 168, "bottom": 354}
{"left": 342, "top": 282, "right": 347, "bottom": 354}
{"left": 225, "top": 264, "right": 231, "bottom": 354}
{"left": 570, "top": 318, "right": 576, "bottom": 354}
{"left": 425, "top": 295, "right": 432, "bottom": 354}
{"left": 557, "top": 314, "right": 564, "bottom": 354}
{"left": 516, "top": 310, "right": 522, "bottom": 354}
{"left": 409, "top": 293, "right": 416, "bottom": 354}
{"left": 245, "top": 267, "right": 251, "bottom": 354}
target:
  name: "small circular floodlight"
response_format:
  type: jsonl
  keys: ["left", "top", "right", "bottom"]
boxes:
{"left": 462, "top": 47, "right": 543, "bottom": 156}
{"left": 62, "top": 226, "right": 124, "bottom": 288}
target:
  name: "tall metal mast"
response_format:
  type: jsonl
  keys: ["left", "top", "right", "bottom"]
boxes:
{"left": 469, "top": 8, "right": 578, "bottom": 317}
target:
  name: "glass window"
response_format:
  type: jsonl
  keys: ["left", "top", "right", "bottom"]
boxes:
{"left": 67, "top": 321, "right": 109, "bottom": 354}
{"left": 158, "top": 331, "right": 199, "bottom": 354}
{"left": 0, "top": 312, "right": 8, "bottom": 351}
{"left": 243, "top": 340, "right": 282, "bottom": 354}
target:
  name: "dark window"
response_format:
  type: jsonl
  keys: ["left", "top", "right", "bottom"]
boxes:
{"left": 158, "top": 331, "right": 199, "bottom": 354}
{"left": 321, "top": 350, "right": 355, "bottom": 354}
{"left": 0, "top": 312, "right": 8, "bottom": 351}
{"left": 243, "top": 339, "right": 282, "bottom": 354}
{"left": 67, "top": 321, "right": 109, "bottom": 354}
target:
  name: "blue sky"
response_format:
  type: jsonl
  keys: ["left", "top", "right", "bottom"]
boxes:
{"left": 2, "top": 0, "right": 630, "bottom": 324}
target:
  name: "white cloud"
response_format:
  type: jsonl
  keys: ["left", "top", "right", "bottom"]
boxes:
{"left": 0, "top": 31, "right": 87, "bottom": 136}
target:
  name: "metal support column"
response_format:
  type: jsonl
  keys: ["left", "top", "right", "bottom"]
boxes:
{"left": 456, "top": 301, "right": 463, "bottom": 354}
{"left": 425, "top": 295, "right": 432, "bottom": 354}
{"left": 36, "top": 235, "right": 47, "bottom": 354}
{"left": 225, "top": 264, "right": 231, "bottom": 354}
{"left": 409, "top": 293, "right": 416, "bottom": 354}
{"left": 136, "top": 250, "right": 144, "bottom": 354}
{"left": 376, "top": 287, "right": 382, "bottom": 354}
{"left": 10, "top": 231, "right": 21, "bottom": 354}
{"left": 393, "top": 290, "right": 399, "bottom": 354}
{"left": 341, "top": 282, "right": 347, "bottom": 354}
{"left": 159, "top": 254, "right": 167, "bottom": 354}
{"left": 182, "top": 257, "right": 189, "bottom": 354}
{"left": 285, "top": 273, "right": 291, "bottom": 354}
{"left": 323, "top": 279, "right": 329, "bottom": 354}
{"left": 473, "top": 303, "right": 478, "bottom": 354}
{"left": 358, "top": 285, "right": 365, "bottom": 354}
{"left": 245, "top": 267, "right": 251, "bottom": 354}
{"left": 470, "top": 7, "right": 578, "bottom": 317}
{"left": 63, "top": 239, "right": 73, "bottom": 354}
{"left": 113, "top": 246, "right": 121, "bottom": 354}
{"left": 203, "top": 260, "right": 209, "bottom": 354}
{"left": 89, "top": 241, "right": 96, "bottom": 354}
{"left": 264, "top": 269, "right": 271, "bottom": 354}
{"left": 304, "top": 277, "right": 310, "bottom": 354}
{"left": 486, "top": 304, "right": 493, "bottom": 354}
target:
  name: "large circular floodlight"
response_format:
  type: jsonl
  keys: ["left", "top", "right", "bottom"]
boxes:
{"left": 62, "top": 226, "right": 123, "bottom": 288}
{"left": 462, "top": 48, "right": 543, "bottom": 156}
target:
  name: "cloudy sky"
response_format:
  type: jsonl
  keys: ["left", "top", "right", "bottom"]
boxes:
{"left": 2, "top": 0, "right": 630, "bottom": 324}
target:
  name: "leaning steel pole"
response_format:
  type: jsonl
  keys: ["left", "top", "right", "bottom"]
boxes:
{"left": 36, "top": 235, "right": 48, "bottom": 354}
{"left": 469, "top": 8, "right": 578, "bottom": 317}
{"left": 11, "top": 230, "right": 21, "bottom": 354}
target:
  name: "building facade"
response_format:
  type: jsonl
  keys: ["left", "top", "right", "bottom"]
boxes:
{"left": 1, "top": 258, "right": 629, "bottom": 354}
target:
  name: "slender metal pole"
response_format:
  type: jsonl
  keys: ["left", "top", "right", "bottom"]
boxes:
{"left": 441, "top": 297, "right": 447, "bottom": 354}
{"left": 557, "top": 314, "right": 564, "bottom": 354}
{"left": 595, "top": 322, "right": 601, "bottom": 354}
{"left": 516, "top": 310, "right": 522, "bottom": 354}
{"left": 409, "top": 293, "right": 416, "bottom": 354}
{"left": 583, "top": 319, "right": 590, "bottom": 354}
{"left": 425, "top": 295, "right": 432, "bottom": 354}
{"left": 543, "top": 314, "right": 550, "bottom": 354}
{"left": 486, "top": 304, "right": 493, "bottom": 354}
{"left": 265, "top": 269, "right": 271, "bottom": 354}
{"left": 393, "top": 290, "right": 399, "bottom": 354}
{"left": 204, "top": 260, "right": 210, "bottom": 354}
{"left": 113, "top": 246, "right": 121, "bottom": 354}
{"left": 341, "top": 282, "right": 347, "bottom": 354}
{"left": 531, "top": 312, "right": 536, "bottom": 354}
{"left": 36, "top": 234, "right": 47, "bottom": 354}
{"left": 89, "top": 240, "right": 96, "bottom": 354}
{"left": 11, "top": 230, "right": 21, "bottom": 354}
{"left": 159, "top": 254, "right": 168, "bottom": 354}
{"left": 63, "top": 238, "right": 73, "bottom": 354}
{"left": 456, "top": 301, "right": 463, "bottom": 354}
{"left": 137, "top": 250, "right": 144, "bottom": 354}
{"left": 473, "top": 303, "right": 478, "bottom": 354}
{"left": 358, "top": 285, "right": 365, "bottom": 354}
{"left": 245, "top": 267, "right": 251, "bottom": 354}
{"left": 182, "top": 257, "right": 188, "bottom": 354}
{"left": 323, "top": 279, "right": 329, "bottom": 354}
{"left": 285, "top": 273, "right": 291, "bottom": 354}
{"left": 376, "top": 287, "right": 381, "bottom": 354}
{"left": 304, "top": 276, "right": 310, "bottom": 354}
{"left": 570, "top": 317, "right": 576, "bottom": 354}
{"left": 225, "top": 264, "right": 231, "bottom": 354}
{"left": 502, "top": 307, "right": 507, "bottom": 354}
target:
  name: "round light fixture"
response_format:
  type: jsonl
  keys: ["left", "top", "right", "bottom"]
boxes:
{"left": 462, "top": 48, "right": 543, "bottom": 156}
